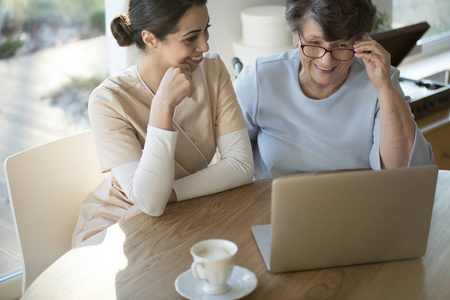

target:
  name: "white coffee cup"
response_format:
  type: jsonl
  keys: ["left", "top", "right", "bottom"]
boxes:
{"left": 190, "top": 239, "right": 238, "bottom": 295}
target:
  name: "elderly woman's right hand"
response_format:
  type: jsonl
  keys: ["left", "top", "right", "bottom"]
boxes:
{"left": 354, "top": 40, "right": 392, "bottom": 91}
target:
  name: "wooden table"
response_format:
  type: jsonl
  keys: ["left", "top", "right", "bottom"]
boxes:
{"left": 22, "top": 170, "right": 450, "bottom": 300}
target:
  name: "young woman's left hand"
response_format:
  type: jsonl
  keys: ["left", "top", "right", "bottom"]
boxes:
{"left": 354, "top": 39, "right": 392, "bottom": 90}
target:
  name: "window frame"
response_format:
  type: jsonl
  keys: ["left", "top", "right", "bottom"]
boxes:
{"left": 387, "top": 0, "right": 450, "bottom": 64}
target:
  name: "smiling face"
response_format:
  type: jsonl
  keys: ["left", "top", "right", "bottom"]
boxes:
{"left": 156, "top": 4, "right": 210, "bottom": 72}
{"left": 297, "top": 18, "right": 358, "bottom": 99}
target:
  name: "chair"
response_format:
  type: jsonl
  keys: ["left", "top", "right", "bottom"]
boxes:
{"left": 4, "top": 130, "right": 106, "bottom": 293}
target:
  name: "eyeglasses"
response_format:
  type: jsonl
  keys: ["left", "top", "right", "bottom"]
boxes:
{"left": 298, "top": 33, "right": 355, "bottom": 62}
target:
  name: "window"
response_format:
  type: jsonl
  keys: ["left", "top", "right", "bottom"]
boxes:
{"left": 392, "top": 0, "right": 450, "bottom": 47}
{"left": 389, "top": 0, "right": 450, "bottom": 80}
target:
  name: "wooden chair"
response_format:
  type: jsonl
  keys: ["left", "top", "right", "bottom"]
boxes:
{"left": 4, "top": 130, "right": 106, "bottom": 293}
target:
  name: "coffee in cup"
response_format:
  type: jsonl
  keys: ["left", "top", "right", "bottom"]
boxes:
{"left": 190, "top": 239, "right": 238, "bottom": 295}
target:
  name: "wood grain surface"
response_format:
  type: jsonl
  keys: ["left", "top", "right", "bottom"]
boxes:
{"left": 22, "top": 171, "right": 450, "bottom": 300}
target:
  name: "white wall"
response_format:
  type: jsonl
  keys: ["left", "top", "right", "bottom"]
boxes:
{"left": 373, "top": 0, "right": 392, "bottom": 23}
{"left": 105, "top": 0, "right": 392, "bottom": 76}
{"left": 104, "top": 0, "right": 139, "bottom": 76}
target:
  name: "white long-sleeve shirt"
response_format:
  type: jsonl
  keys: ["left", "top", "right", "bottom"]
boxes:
{"left": 112, "top": 126, "right": 253, "bottom": 216}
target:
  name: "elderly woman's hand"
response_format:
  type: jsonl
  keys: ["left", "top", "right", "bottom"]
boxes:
{"left": 354, "top": 40, "right": 392, "bottom": 90}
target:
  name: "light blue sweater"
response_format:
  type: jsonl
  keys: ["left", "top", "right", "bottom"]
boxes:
{"left": 234, "top": 49, "right": 434, "bottom": 180}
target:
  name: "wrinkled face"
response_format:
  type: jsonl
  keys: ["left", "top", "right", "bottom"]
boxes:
{"left": 157, "top": 5, "right": 210, "bottom": 72}
{"left": 297, "top": 18, "right": 357, "bottom": 89}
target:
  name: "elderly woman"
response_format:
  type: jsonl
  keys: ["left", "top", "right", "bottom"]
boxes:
{"left": 234, "top": 0, "right": 434, "bottom": 180}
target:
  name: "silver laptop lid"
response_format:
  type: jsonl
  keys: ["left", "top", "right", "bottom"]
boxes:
{"left": 254, "top": 165, "right": 438, "bottom": 273}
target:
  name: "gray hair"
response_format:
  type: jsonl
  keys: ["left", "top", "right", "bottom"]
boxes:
{"left": 285, "top": 0, "right": 377, "bottom": 41}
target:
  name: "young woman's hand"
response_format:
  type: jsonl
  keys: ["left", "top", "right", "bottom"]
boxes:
{"left": 150, "top": 63, "right": 195, "bottom": 130}
{"left": 155, "top": 63, "right": 195, "bottom": 109}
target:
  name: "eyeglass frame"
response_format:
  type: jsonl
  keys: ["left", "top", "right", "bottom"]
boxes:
{"left": 297, "top": 33, "right": 356, "bottom": 62}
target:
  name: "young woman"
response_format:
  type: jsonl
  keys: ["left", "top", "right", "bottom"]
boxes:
{"left": 72, "top": 0, "right": 253, "bottom": 246}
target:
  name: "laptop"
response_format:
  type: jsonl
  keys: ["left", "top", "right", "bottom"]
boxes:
{"left": 252, "top": 165, "right": 438, "bottom": 273}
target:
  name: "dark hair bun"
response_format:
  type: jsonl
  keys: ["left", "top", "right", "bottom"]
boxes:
{"left": 110, "top": 14, "right": 134, "bottom": 47}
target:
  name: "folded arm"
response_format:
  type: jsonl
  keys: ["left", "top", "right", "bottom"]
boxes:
{"left": 112, "top": 127, "right": 253, "bottom": 216}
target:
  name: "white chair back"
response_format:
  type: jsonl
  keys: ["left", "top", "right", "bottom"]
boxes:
{"left": 4, "top": 130, "right": 105, "bottom": 293}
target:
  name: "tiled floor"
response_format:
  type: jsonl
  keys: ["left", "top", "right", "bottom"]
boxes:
{"left": 0, "top": 36, "right": 108, "bottom": 281}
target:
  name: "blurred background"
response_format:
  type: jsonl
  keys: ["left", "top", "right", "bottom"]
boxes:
{"left": 1, "top": 0, "right": 105, "bottom": 57}
{"left": 0, "top": 0, "right": 107, "bottom": 122}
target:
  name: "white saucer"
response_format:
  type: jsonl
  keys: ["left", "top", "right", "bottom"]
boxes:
{"left": 175, "top": 265, "right": 258, "bottom": 300}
